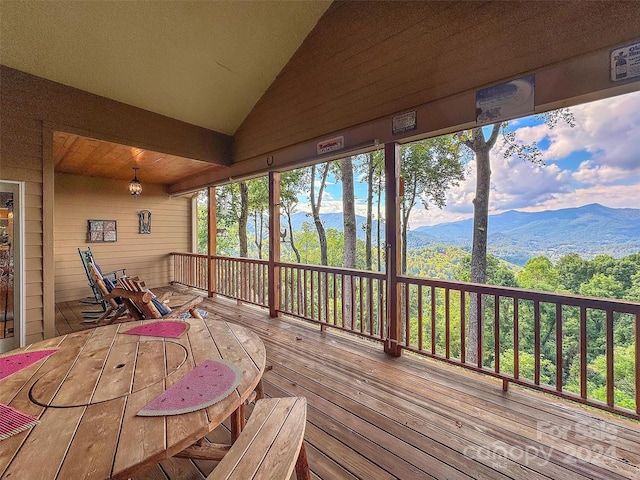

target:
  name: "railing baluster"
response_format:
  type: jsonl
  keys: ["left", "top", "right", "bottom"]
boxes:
{"left": 514, "top": 298, "right": 519, "bottom": 379}
{"left": 534, "top": 300, "right": 541, "bottom": 385}
{"left": 359, "top": 277, "right": 364, "bottom": 334}
{"left": 405, "top": 283, "right": 410, "bottom": 346}
{"left": 431, "top": 286, "right": 436, "bottom": 355}
{"left": 476, "top": 292, "right": 482, "bottom": 369}
{"left": 635, "top": 314, "right": 640, "bottom": 417}
{"left": 331, "top": 273, "right": 338, "bottom": 325}
{"left": 418, "top": 285, "right": 423, "bottom": 352}
{"left": 606, "top": 309, "right": 614, "bottom": 407}
{"left": 304, "top": 269, "right": 308, "bottom": 318}
{"left": 445, "top": 288, "right": 450, "bottom": 359}
{"left": 460, "top": 290, "right": 466, "bottom": 364}
{"left": 494, "top": 295, "right": 500, "bottom": 373}
{"left": 556, "top": 303, "right": 563, "bottom": 392}
{"left": 369, "top": 278, "right": 374, "bottom": 337}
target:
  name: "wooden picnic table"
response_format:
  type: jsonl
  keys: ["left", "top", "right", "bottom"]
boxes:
{"left": 0, "top": 318, "right": 266, "bottom": 479}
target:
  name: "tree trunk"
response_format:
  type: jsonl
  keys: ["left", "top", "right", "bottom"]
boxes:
{"left": 310, "top": 165, "right": 329, "bottom": 266}
{"left": 239, "top": 181, "right": 249, "bottom": 258}
{"left": 466, "top": 125, "right": 499, "bottom": 364}
{"left": 287, "top": 210, "right": 301, "bottom": 263}
{"left": 365, "top": 153, "right": 374, "bottom": 271}
{"left": 253, "top": 212, "right": 263, "bottom": 260}
{"left": 342, "top": 157, "right": 356, "bottom": 329}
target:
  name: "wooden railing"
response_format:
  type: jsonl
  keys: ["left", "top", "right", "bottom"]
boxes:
{"left": 213, "top": 256, "right": 268, "bottom": 307}
{"left": 170, "top": 252, "right": 639, "bottom": 419}
{"left": 276, "top": 262, "right": 386, "bottom": 342}
{"left": 398, "top": 275, "right": 640, "bottom": 419}
{"left": 171, "top": 252, "right": 208, "bottom": 290}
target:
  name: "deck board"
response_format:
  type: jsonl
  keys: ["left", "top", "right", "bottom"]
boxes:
{"left": 55, "top": 287, "right": 640, "bottom": 480}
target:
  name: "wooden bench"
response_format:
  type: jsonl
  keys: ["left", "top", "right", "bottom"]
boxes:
{"left": 207, "top": 397, "right": 310, "bottom": 480}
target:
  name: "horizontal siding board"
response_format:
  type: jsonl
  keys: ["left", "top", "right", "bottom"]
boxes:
{"left": 54, "top": 173, "right": 191, "bottom": 302}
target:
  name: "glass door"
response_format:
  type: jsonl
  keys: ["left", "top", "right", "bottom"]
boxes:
{"left": 0, "top": 182, "right": 21, "bottom": 353}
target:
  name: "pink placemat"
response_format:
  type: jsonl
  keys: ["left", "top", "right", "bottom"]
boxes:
{"left": 137, "top": 359, "right": 243, "bottom": 416}
{"left": 0, "top": 350, "right": 58, "bottom": 381}
{"left": 0, "top": 403, "right": 38, "bottom": 440}
{"left": 121, "top": 321, "right": 189, "bottom": 338}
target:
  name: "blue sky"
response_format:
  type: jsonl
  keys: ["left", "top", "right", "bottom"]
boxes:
{"left": 298, "top": 89, "right": 640, "bottom": 229}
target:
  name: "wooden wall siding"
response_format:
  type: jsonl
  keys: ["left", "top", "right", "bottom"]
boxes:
{"left": 0, "top": 111, "right": 45, "bottom": 345}
{"left": 1, "top": 65, "right": 229, "bottom": 342}
{"left": 234, "top": 0, "right": 640, "bottom": 162}
{"left": 54, "top": 173, "right": 191, "bottom": 303}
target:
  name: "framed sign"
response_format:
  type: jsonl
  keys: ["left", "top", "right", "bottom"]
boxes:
{"left": 611, "top": 42, "right": 640, "bottom": 82}
{"left": 87, "top": 220, "right": 117, "bottom": 243}
{"left": 476, "top": 74, "right": 535, "bottom": 124}
{"left": 392, "top": 110, "right": 417, "bottom": 135}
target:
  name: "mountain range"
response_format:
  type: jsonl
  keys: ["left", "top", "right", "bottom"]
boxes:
{"left": 287, "top": 204, "right": 640, "bottom": 266}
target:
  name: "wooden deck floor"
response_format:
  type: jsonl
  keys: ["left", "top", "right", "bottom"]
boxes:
{"left": 56, "top": 287, "right": 640, "bottom": 480}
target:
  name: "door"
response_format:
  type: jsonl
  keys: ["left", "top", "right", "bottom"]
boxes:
{"left": 0, "top": 182, "right": 22, "bottom": 353}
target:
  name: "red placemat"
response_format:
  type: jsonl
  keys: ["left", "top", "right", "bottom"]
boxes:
{"left": 0, "top": 403, "right": 38, "bottom": 440}
{"left": 137, "top": 359, "right": 242, "bottom": 416}
{"left": 121, "top": 321, "right": 189, "bottom": 338}
{"left": 0, "top": 350, "right": 58, "bottom": 381}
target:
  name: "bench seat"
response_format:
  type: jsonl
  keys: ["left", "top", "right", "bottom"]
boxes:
{"left": 207, "top": 397, "right": 309, "bottom": 480}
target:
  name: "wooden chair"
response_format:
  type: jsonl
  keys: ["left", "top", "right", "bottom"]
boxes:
{"left": 206, "top": 397, "right": 310, "bottom": 480}
{"left": 85, "top": 263, "right": 129, "bottom": 324}
{"left": 108, "top": 276, "right": 203, "bottom": 320}
{"left": 78, "top": 247, "right": 126, "bottom": 314}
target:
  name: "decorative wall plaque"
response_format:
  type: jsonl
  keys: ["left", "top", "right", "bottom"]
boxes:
{"left": 87, "top": 220, "right": 117, "bottom": 243}
{"left": 139, "top": 210, "right": 151, "bottom": 234}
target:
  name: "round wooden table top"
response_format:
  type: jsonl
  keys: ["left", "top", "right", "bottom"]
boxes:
{"left": 0, "top": 318, "right": 266, "bottom": 479}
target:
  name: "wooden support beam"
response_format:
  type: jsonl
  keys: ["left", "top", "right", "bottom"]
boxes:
{"left": 384, "top": 142, "right": 402, "bottom": 357}
{"left": 268, "top": 172, "right": 281, "bottom": 318}
{"left": 208, "top": 186, "right": 217, "bottom": 298}
{"left": 175, "top": 442, "right": 231, "bottom": 461}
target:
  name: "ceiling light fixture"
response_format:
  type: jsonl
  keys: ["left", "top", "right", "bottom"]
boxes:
{"left": 129, "top": 167, "right": 142, "bottom": 198}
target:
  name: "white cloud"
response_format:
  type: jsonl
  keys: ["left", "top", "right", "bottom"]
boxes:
{"left": 541, "top": 90, "right": 640, "bottom": 170}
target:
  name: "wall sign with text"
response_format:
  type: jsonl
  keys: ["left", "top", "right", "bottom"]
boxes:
{"left": 611, "top": 42, "right": 640, "bottom": 82}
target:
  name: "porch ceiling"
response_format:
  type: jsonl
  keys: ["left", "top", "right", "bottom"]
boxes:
{"left": 53, "top": 131, "right": 224, "bottom": 186}
{"left": 0, "top": 1, "right": 331, "bottom": 136}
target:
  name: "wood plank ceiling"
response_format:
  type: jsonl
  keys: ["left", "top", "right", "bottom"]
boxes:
{"left": 53, "top": 132, "right": 225, "bottom": 186}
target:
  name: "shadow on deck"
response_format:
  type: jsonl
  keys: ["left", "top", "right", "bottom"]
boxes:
{"left": 56, "top": 285, "right": 640, "bottom": 480}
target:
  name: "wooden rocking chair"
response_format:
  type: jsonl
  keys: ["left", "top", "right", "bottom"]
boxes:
{"left": 108, "top": 276, "right": 203, "bottom": 321}
{"left": 84, "top": 263, "right": 129, "bottom": 324}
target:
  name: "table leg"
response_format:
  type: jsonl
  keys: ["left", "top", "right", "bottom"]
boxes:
{"left": 230, "top": 404, "right": 246, "bottom": 443}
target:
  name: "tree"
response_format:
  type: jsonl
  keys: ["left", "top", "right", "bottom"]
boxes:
{"left": 308, "top": 163, "right": 330, "bottom": 265}
{"left": 357, "top": 151, "right": 384, "bottom": 271}
{"left": 196, "top": 190, "right": 208, "bottom": 254}
{"left": 248, "top": 177, "right": 269, "bottom": 259}
{"left": 459, "top": 109, "right": 575, "bottom": 363}
{"left": 557, "top": 253, "right": 593, "bottom": 293}
{"left": 280, "top": 170, "right": 306, "bottom": 263}
{"left": 517, "top": 256, "right": 560, "bottom": 292}
{"left": 238, "top": 181, "right": 249, "bottom": 257}
{"left": 341, "top": 156, "right": 356, "bottom": 328}
{"left": 341, "top": 157, "right": 357, "bottom": 270}
{"left": 400, "top": 136, "right": 465, "bottom": 273}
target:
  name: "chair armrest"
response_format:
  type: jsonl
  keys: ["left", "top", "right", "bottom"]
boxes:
{"left": 107, "top": 288, "right": 152, "bottom": 304}
{"left": 102, "top": 268, "right": 126, "bottom": 280}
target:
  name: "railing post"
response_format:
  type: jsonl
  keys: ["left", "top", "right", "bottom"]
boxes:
{"left": 208, "top": 186, "right": 217, "bottom": 298}
{"left": 384, "top": 142, "right": 402, "bottom": 357}
{"left": 268, "top": 172, "right": 281, "bottom": 317}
